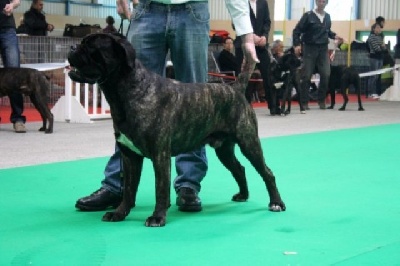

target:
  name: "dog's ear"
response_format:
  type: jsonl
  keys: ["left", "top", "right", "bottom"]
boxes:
{"left": 118, "top": 39, "right": 136, "bottom": 70}
{"left": 108, "top": 34, "right": 136, "bottom": 70}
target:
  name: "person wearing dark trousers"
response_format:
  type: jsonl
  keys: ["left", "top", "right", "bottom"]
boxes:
{"left": 234, "top": 0, "right": 277, "bottom": 115}
{"left": 75, "top": 0, "right": 259, "bottom": 213}
{"left": 1, "top": 0, "right": 26, "bottom": 133}
{"left": 371, "top": 16, "right": 385, "bottom": 96}
{"left": 292, "top": 0, "right": 342, "bottom": 113}
{"left": 367, "top": 23, "right": 387, "bottom": 99}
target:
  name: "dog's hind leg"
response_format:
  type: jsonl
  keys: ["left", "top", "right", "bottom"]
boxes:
{"left": 327, "top": 86, "right": 335, "bottom": 109}
{"left": 29, "top": 93, "right": 54, "bottom": 133}
{"left": 103, "top": 151, "right": 143, "bottom": 222}
{"left": 338, "top": 80, "right": 349, "bottom": 111}
{"left": 237, "top": 135, "right": 285, "bottom": 212}
{"left": 215, "top": 141, "right": 249, "bottom": 201}
{"left": 355, "top": 76, "right": 364, "bottom": 111}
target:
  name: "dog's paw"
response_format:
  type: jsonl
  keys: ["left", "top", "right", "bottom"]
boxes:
{"left": 268, "top": 202, "right": 286, "bottom": 212}
{"left": 145, "top": 216, "right": 166, "bottom": 227}
{"left": 232, "top": 192, "right": 248, "bottom": 202}
{"left": 102, "top": 211, "right": 126, "bottom": 222}
{"left": 358, "top": 107, "right": 365, "bottom": 111}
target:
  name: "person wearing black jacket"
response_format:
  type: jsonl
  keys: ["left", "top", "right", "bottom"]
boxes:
{"left": 292, "top": 0, "right": 342, "bottom": 112}
{"left": 218, "top": 37, "right": 240, "bottom": 76}
{"left": 23, "top": 0, "right": 54, "bottom": 36}
{"left": 395, "top": 29, "right": 400, "bottom": 59}
{"left": 234, "top": 0, "right": 277, "bottom": 114}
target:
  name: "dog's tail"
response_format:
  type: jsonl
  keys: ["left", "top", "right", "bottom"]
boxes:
{"left": 233, "top": 60, "right": 256, "bottom": 94}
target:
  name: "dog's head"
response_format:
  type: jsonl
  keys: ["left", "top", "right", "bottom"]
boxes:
{"left": 68, "top": 33, "right": 135, "bottom": 84}
{"left": 279, "top": 52, "right": 301, "bottom": 73}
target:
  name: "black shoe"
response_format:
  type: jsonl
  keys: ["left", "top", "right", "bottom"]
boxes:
{"left": 75, "top": 188, "right": 122, "bottom": 211}
{"left": 176, "top": 187, "right": 202, "bottom": 212}
{"left": 318, "top": 102, "right": 326, "bottom": 109}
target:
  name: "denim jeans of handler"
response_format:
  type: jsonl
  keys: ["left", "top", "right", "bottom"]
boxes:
{"left": 0, "top": 28, "right": 26, "bottom": 123}
{"left": 101, "top": 1, "right": 209, "bottom": 195}
{"left": 299, "top": 43, "right": 331, "bottom": 104}
{"left": 368, "top": 57, "right": 383, "bottom": 95}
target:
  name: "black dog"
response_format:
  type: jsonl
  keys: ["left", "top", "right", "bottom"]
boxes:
{"left": 327, "top": 65, "right": 364, "bottom": 111}
{"left": 68, "top": 33, "right": 285, "bottom": 227}
{"left": 270, "top": 49, "right": 302, "bottom": 115}
{"left": 0, "top": 68, "right": 54, "bottom": 133}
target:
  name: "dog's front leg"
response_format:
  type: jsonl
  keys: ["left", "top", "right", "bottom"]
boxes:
{"left": 145, "top": 152, "right": 171, "bottom": 227}
{"left": 103, "top": 153, "right": 143, "bottom": 222}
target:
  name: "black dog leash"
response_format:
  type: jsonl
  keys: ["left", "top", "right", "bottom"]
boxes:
{"left": 118, "top": 20, "right": 124, "bottom": 35}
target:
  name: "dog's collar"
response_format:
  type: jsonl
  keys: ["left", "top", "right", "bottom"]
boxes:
{"left": 116, "top": 132, "right": 143, "bottom": 156}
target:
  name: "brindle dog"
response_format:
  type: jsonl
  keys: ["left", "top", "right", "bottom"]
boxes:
{"left": 0, "top": 68, "right": 54, "bottom": 133}
{"left": 68, "top": 33, "right": 285, "bottom": 227}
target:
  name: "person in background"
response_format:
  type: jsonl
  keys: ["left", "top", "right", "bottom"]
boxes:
{"left": 23, "top": 0, "right": 54, "bottom": 36}
{"left": 1, "top": 0, "right": 26, "bottom": 133}
{"left": 16, "top": 16, "right": 28, "bottom": 34}
{"left": 292, "top": 0, "right": 343, "bottom": 113}
{"left": 271, "top": 39, "right": 284, "bottom": 58}
{"left": 367, "top": 23, "right": 387, "bottom": 99}
{"left": 373, "top": 16, "right": 385, "bottom": 35}
{"left": 102, "top": 15, "right": 117, "bottom": 34}
{"left": 234, "top": 0, "right": 276, "bottom": 115}
{"left": 218, "top": 36, "right": 240, "bottom": 76}
{"left": 75, "top": 0, "right": 259, "bottom": 213}
{"left": 370, "top": 16, "right": 385, "bottom": 96}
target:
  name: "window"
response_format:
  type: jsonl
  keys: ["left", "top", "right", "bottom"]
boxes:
{"left": 356, "top": 31, "right": 397, "bottom": 51}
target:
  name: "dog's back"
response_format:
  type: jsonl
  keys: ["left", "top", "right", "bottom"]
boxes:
{"left": 0, "top": 67, "right": 54, "bottom": 133}
{"left": 329, "top": 65, "right": 360, "bottom": 93}
{"left": 0, "top": 68, "right": 49, "bottom": 97}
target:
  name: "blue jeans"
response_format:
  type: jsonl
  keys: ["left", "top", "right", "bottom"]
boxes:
{"left": 299, "top": 43, "right": 331, "bottom": 104}
{"left": 0, "top": 28, "right": 25, "bottom": 123}
{"left": 102, "top": 1, "right": 209, "bottom": 195}
{"left": 368, "top": 57, "right": 383, "bottom": 95}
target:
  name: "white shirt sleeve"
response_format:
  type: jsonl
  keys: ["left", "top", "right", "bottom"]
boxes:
{"left": 224, "top": 0, "right": 253, "bottom": 36}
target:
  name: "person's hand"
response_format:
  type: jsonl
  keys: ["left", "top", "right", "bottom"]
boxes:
{"left": 329, "top": 50, "right": 336, "bottom": 61}
{"left": 294, "top": 45, "right": 302, "bottom": 56}
{"left": 240, "top": 33, "right": 259, "bottom": 74}
{"left": 47, "top": 24, "right": 54, "bottom": 32}
{"left": 116, "top": 0, "right": 131, "bottom": 20}
{"left": 257, "top": 36, "right": 267, "bottom": 47}
{"left": 2, "top": 3, "right": 14, "bottom": 16}
{"left": 335, "top": 35, "right": 344, "bottom": 43}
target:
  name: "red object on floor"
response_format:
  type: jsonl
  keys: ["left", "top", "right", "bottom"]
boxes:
{"left": 0, "top": 94, "right": 376, "bottom": 124}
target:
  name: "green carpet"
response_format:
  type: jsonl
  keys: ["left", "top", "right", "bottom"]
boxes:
{"left": 1, "top": 124, "right": 400, "bottom": 265}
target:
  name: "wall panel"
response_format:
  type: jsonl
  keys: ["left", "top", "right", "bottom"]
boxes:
{"left": 360, "top": 0, "right": 400, "bottom": 20}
